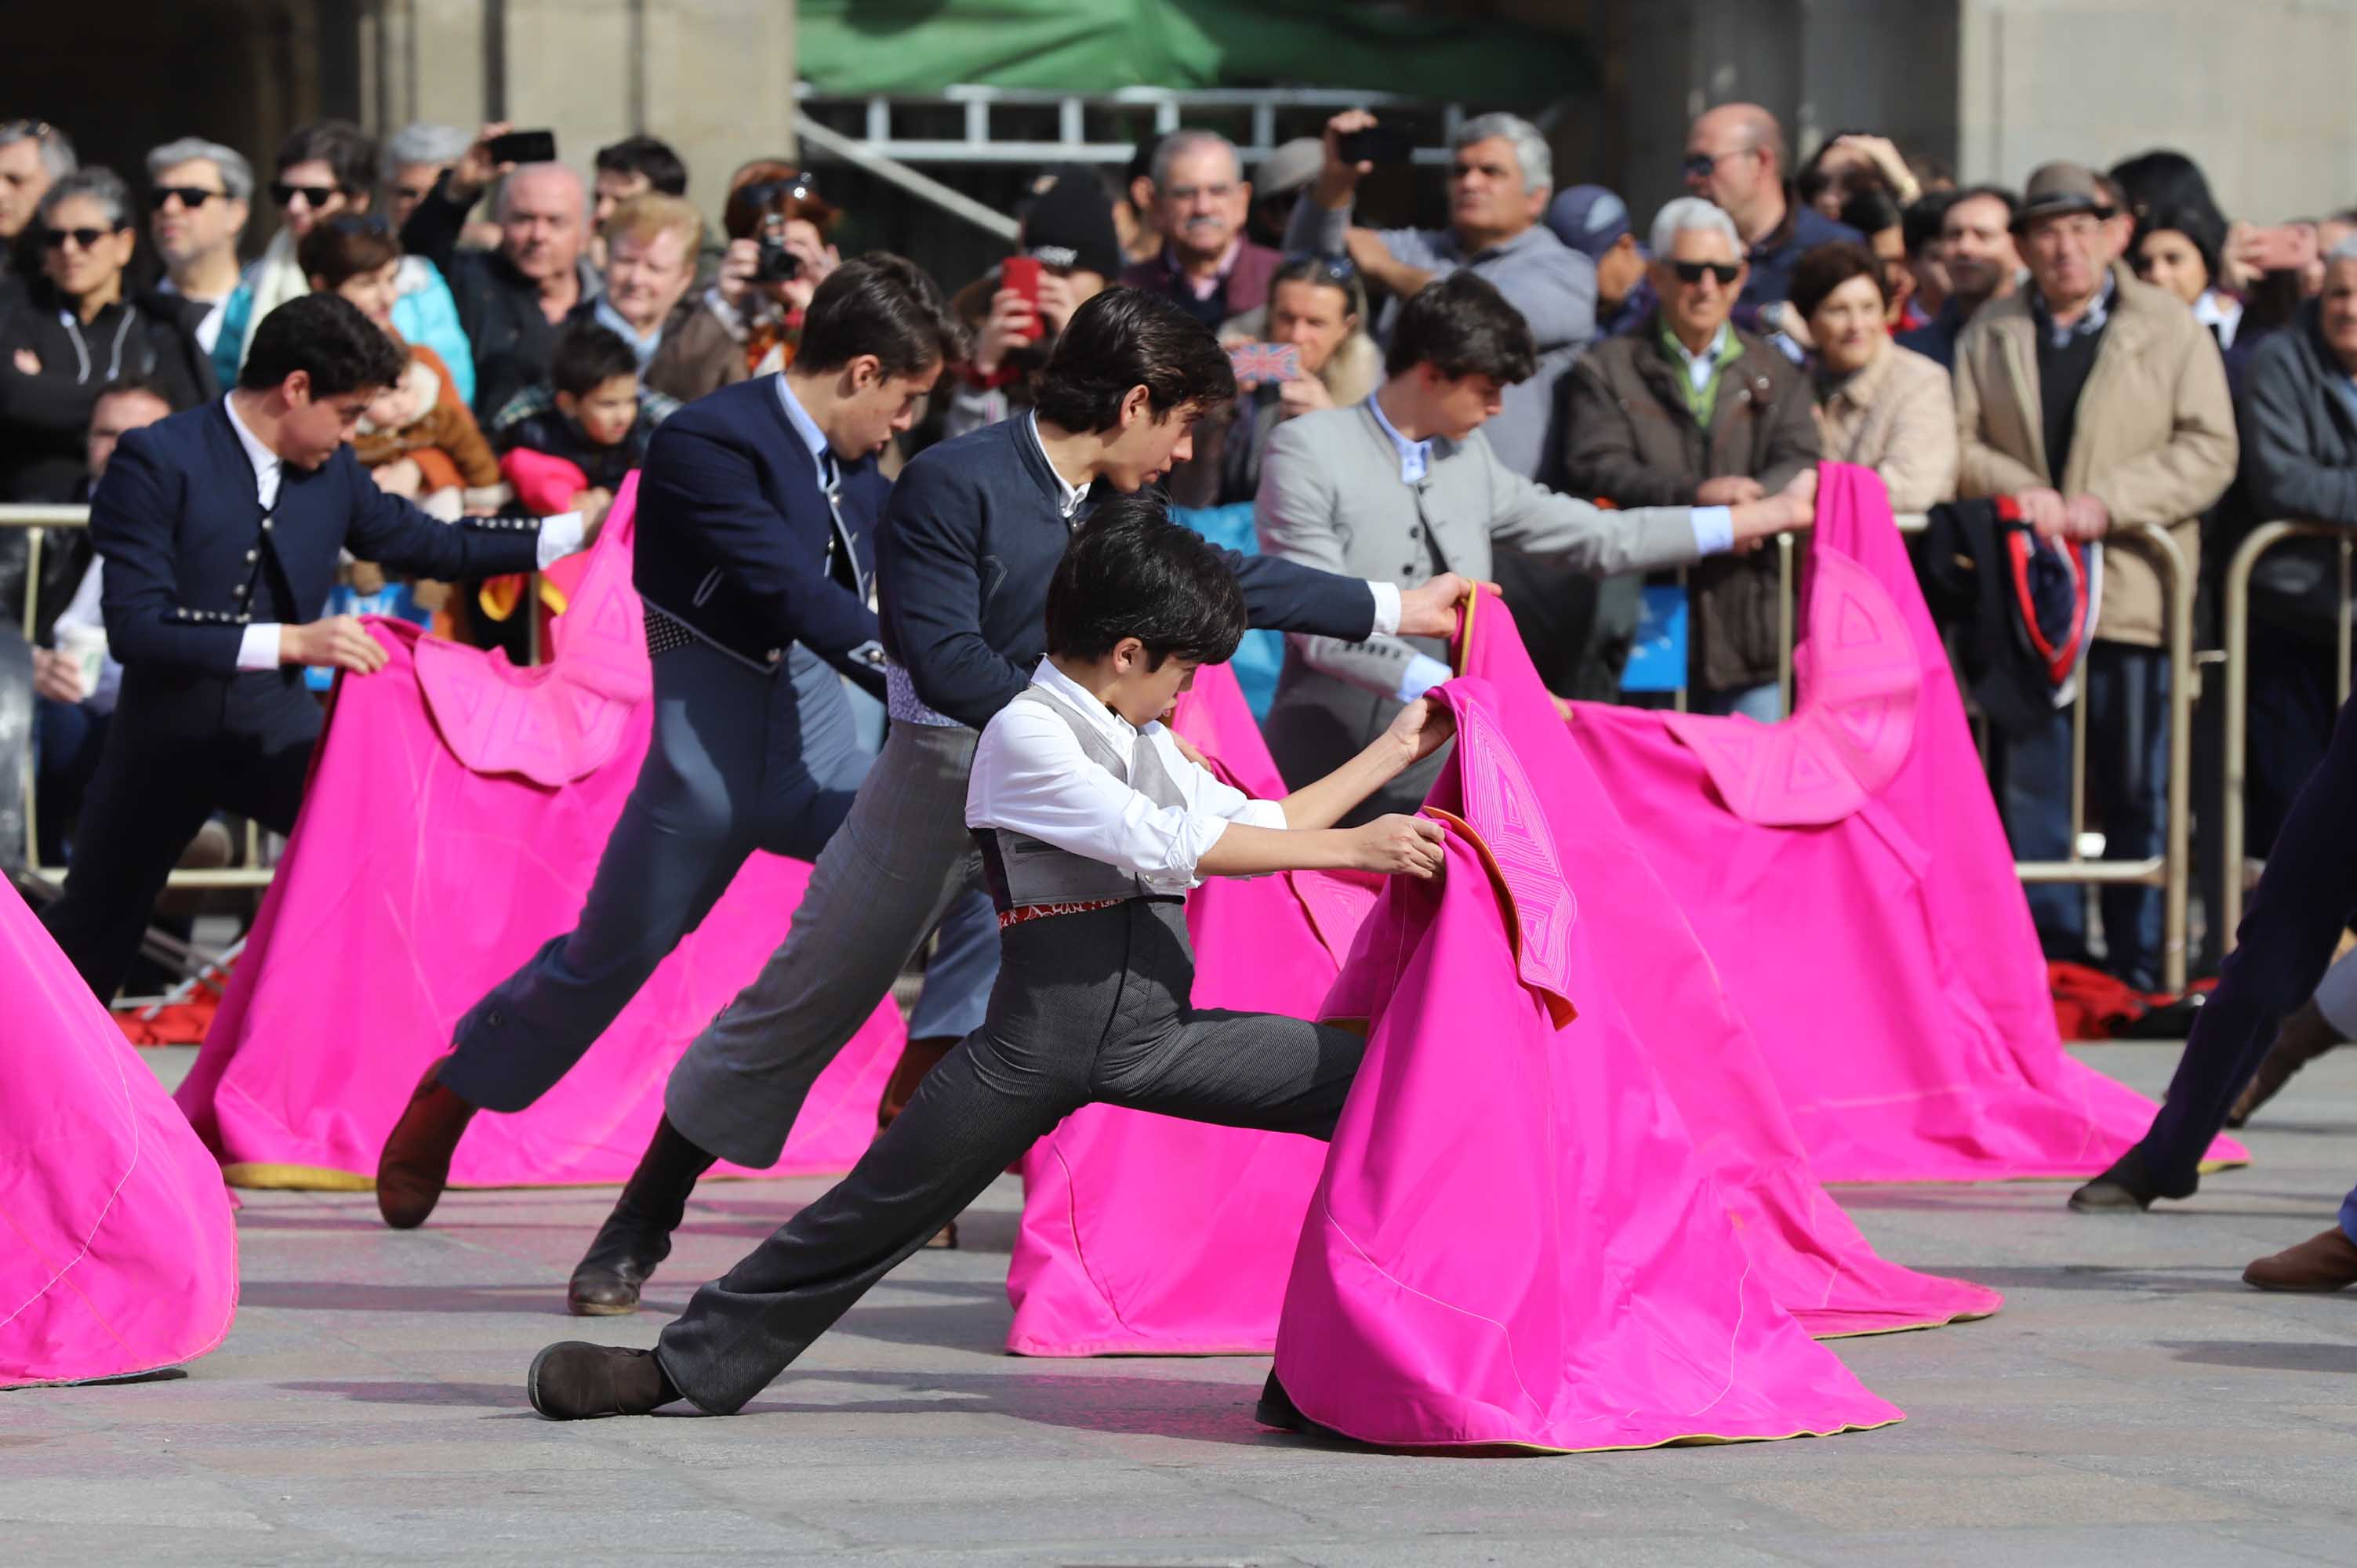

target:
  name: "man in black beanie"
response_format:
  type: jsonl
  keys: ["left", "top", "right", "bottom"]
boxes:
{"left": 946, "top": 165, "right": 1125, "bottom": 439}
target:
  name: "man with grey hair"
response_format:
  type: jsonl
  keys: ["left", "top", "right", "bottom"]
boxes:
{"left": 401, "top": 122, "right": 600, "bottom": 419}
{"left": 1119, "top": 129, "right": 1280, "bottom": 328}
{"left": 1683, "top": 102, "right": 1858, "bottom": 343}
{"left": 144, "top": 138, "right": 252, "bottom": 354}
{"left": 1, "top": 118, "right": 77, "bottom": 303}
{"left": 1562, "top": 195, "right": 1820, "bottom": 720}
{"left": 383, "top": 122, "right": 474, "bottom": 230}
{"left": 1291, "top": 108, "right": 1593, "bottom": 485}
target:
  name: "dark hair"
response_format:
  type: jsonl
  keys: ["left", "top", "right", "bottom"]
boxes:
{"left": 1045, "top": 494, "right": 1247, "bottom": 667}
{"left": 1789, "top": 240, "right": 1887, "bottom": 322}
{"left": 1384, "top": 270, "right": 1537, "bottom": 383}
{"left": 2108, "top": 149, "right": 2224, "bottom": 226}
{"left": 1944, "top": 183, "right": 2020, "bottom": 227}
{"left": 1269, "top": 254, "right": 1367, "bottom": 322}
{"left": 722, "top": 160, "right": 837, "bottom": 242}
{"left": 2131, "top": 203, "right": 2224, "bottom": 292}
{"left": 1901, "top": 190, "right": 1956, "bottom": 257}
{"left": 550, "top": 321, "right": 640, "bottom": 400}
{"left": 796, "top": 253, "right": 969, "bottom": 379}
{"left": 1033, "top": 288, "right": 1235, "bottom": 433}
{"left": 238, "top": 293, "right": 408, "bottom": 396}
{"left": 1839, "top": 183, "right": 1903, "bottom": 241}
{"left": 275, "top": 120, "right": 380, "bottom": 196}
{"left": 594, "top": 134, "right": 688, "bottom": 198}
{"left": 296, "top": 213, "right": 400, "bottom": 291}
{"left": 89, "top": 373, "right": 174, "bottom": 422}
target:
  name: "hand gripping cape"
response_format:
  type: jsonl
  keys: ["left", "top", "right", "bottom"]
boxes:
{"left": 1567, "top": 463, "right": 2245, "bottom": 1183}
{"left": 4, "top": 889, "right": 238, "bottom": 1386}
{"left": 1272, "top": 673, "right": 1902, "bottom": 1450}
{"left": 1004, "top": 594, "right": 1998, "bottom": 1359}
{"left": 173, "top": 476, "right": 900, "bottom": 1189}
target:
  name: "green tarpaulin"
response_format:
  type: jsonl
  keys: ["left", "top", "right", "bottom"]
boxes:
{"left": 796, "top": 0, "right": 1592, "bottom": 103}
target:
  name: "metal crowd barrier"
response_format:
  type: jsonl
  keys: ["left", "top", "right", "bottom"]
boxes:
{"left": 2217, "top": 521, "right": 2356, "bottom": 952}
{"left": 1756, "top": 511, "right": 2197, "bottom": 994}
{"left": 1, "top": 503, "right": 276, "bottom": 891}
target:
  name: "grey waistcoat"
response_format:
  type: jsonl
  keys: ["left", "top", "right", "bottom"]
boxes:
{"left": 975, "top": 683, "right": 1193, "bottom": 913}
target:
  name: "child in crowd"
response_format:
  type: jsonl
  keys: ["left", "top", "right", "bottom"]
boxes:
{"left": 352, "top": 350, "right": 503, "bottom": 520}
{"left": 524, "top": 499, "right": 1455, "bottom": 1420}
{"left": 490, "top": 320, "right": 681, "bottom": 535}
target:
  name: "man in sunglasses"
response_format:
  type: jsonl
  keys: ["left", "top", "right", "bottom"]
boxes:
{"left": 143, "top": 138, "right": 252, "bottom": 356}
{"left": 1682, "top": 103, "right": 1859, "bottom": 348}
{"left": 1563, "top": 198, "right": 1821, "bottom": 722}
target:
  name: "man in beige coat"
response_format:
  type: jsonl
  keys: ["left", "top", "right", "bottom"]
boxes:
{"left": 1952, "top": 160, "right": 2236, "bottom": 990}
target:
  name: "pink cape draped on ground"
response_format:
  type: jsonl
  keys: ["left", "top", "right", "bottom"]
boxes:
{"left": 1568, "top": 463, "right": 2244, "bottom": 1184}
{"left": 1007, "top": 619, "right": 1996, "bottom": 1356}
{"left": 1273, "top": 676, "right": 1901, "bottom": 1450}
{"left": 4, "top": 889, "right": 238, "bottom": 1386}
{"left": 173, "top": 477, "right": 899, "bottom": 1189}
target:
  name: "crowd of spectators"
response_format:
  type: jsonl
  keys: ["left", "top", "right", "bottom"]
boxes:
{"left": 3, "top": 100, "right": 2354, "bottom": 995}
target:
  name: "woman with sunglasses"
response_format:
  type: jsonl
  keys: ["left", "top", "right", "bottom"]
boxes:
{"left": 0, "top": 168, "right": 213, "bottom": 503}
{"left": 209, "top": 122, "right": 474, "bottom": 408}
{"left": 1789, "top": 240, "right": 1956, "bottom": 514}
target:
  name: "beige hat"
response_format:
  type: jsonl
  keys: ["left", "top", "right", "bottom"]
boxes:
{"left": 1255, "top": 138, "right": 1324, "bottom": 200}
{"left": 2014, "top": 161, "right": 2116, "bottom": 230}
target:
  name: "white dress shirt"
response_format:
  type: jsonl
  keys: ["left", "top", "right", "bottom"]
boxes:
{"left": 968, "top": 658, "right": 1287, "bottom": 892}
{"left": 222, "top": 395, "right": 583, "bottom": 670}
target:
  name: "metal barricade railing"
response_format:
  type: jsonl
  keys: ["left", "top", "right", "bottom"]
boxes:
{"left": 1757, "top": 510, "right": 2196, "bottom": 993}
{"left": 1, "top": 503, "right": 277, "bottom": 891}
{"left": 2218, "top": 521, "right": 2356, "bottom": 952}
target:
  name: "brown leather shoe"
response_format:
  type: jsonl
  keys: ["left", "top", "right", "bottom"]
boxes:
{"left": 2228, "top": 1001, "right": 2343, "bottom": 1127}
{"left": 375, "top": 1058, "right": 476, "bottom": 1229}
{"left": 2243, "top": 1228, "right": 2357, "bottom": 1292}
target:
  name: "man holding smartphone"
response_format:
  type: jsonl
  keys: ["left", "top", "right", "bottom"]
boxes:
{"left": 401, "top": 122, "right": 600, "bottom": 420}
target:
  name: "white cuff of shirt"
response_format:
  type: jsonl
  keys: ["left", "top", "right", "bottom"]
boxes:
{"left": 1689, "top": 504, "right": 1736, "bottom": 558}
{"left": 237, "top": 622, "right": 283, "bottom": 671}
{"left": 1396, "top": 651, "right": 1455, "bottom": 704}
{"left": 1367, "top": 580, "right": 1401, "bottom": 637}
{"left": 536, "top": 512, "right": 585, "bottom": 569}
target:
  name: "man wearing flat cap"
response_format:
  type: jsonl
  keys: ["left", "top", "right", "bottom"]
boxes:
{"left": 1952, "top": 159, "right": 2237, "bottom": 999}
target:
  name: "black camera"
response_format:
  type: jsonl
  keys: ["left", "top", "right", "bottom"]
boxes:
{"left": 756, "top": 233, "right": 801, "bottom": 282}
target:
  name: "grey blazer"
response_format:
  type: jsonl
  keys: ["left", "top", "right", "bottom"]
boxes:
{"left": 1253, "top": 399, "right": 1702, "bottom": 818}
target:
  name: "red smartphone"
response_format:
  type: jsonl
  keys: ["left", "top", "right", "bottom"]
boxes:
{"left": 1001, "top": 256, "right": 1044, "bottom": 341}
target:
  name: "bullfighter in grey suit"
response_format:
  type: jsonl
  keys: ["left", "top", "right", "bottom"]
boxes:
{"left": 1256, "top": 271, "right": 1817, "bottom": 818}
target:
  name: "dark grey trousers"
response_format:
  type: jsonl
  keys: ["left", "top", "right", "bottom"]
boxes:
{"left": 655, "top": 897, "right": 1367, "bottom": 1414}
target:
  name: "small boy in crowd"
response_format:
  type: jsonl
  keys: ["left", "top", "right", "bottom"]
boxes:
{"left": 491, "top": 319, "right": 681, "bottom": 532}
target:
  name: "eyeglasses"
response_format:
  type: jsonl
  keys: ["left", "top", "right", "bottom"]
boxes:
{"left": 149, "top": 185, "right": 225, "bottom": 212}
{"left": 1681, "top": 148, "right": 1762, "bottom": 182}
{"left": 742, "top": 173, "right": 820, "bottom": 209}
{"left": 43, "top": 225, "right": 125, "bottom": 250}
{"left": 0, "top": 118, "right": 58, "bottom": 142}
{"left": 271, "top": 181, "right": 345, "bottom": 209}
{"left": 1164, "top": 183, "right": 1237, "bottom": 204}
{"left": 1669, "top": 260, "right": 1742, "bottom": 286}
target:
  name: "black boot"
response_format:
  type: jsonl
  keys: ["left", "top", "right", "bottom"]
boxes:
{"left": 2068, "top": 1142, "right": 2196, "bottom": 1214}
{"left": 2228, "top": 1000, "right": 2343, "bottom": 1127}
{"left": 567, "top": 1117, "right": 717, "bottom": 1316}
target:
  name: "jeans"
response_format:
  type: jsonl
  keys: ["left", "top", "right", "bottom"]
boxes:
{"left": 1694, "top": 681, "right": 1783, "bottom": 723}
{"left": 1996, "top": 641, "right": 2170, "bottom": 993}
{"left": 32, "top": 695, "right": 110, "bottom": 866}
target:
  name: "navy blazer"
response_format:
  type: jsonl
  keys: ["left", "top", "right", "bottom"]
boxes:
{"left": 877, "top": 416, "right": 1376, "bottom": 732}
{"left": 630, "top": 374, "right": 888, "bottom": 683}
{"left": 92, "top": 399, "right": 541, "bottom": 677}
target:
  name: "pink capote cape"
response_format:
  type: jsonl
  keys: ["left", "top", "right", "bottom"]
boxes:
{"left": 174, "top": 477, "right": 899, "bottom": 1189}
{"left": 1568, "top": 463, "right": 2245, "bottom": 1184}
{"left": 1007, "top": 636, "right": 1996, "bottom": 1355}
{"left": 4, "top": 890, "right": 238, "bottom": 1386}
{"left": 1273, "top": 676, "right": 1902, "bottom": 1450}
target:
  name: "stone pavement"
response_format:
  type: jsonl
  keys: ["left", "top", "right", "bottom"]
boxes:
{"left": 9, "top": 1043, "right": 2357, "bottom": 1566}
